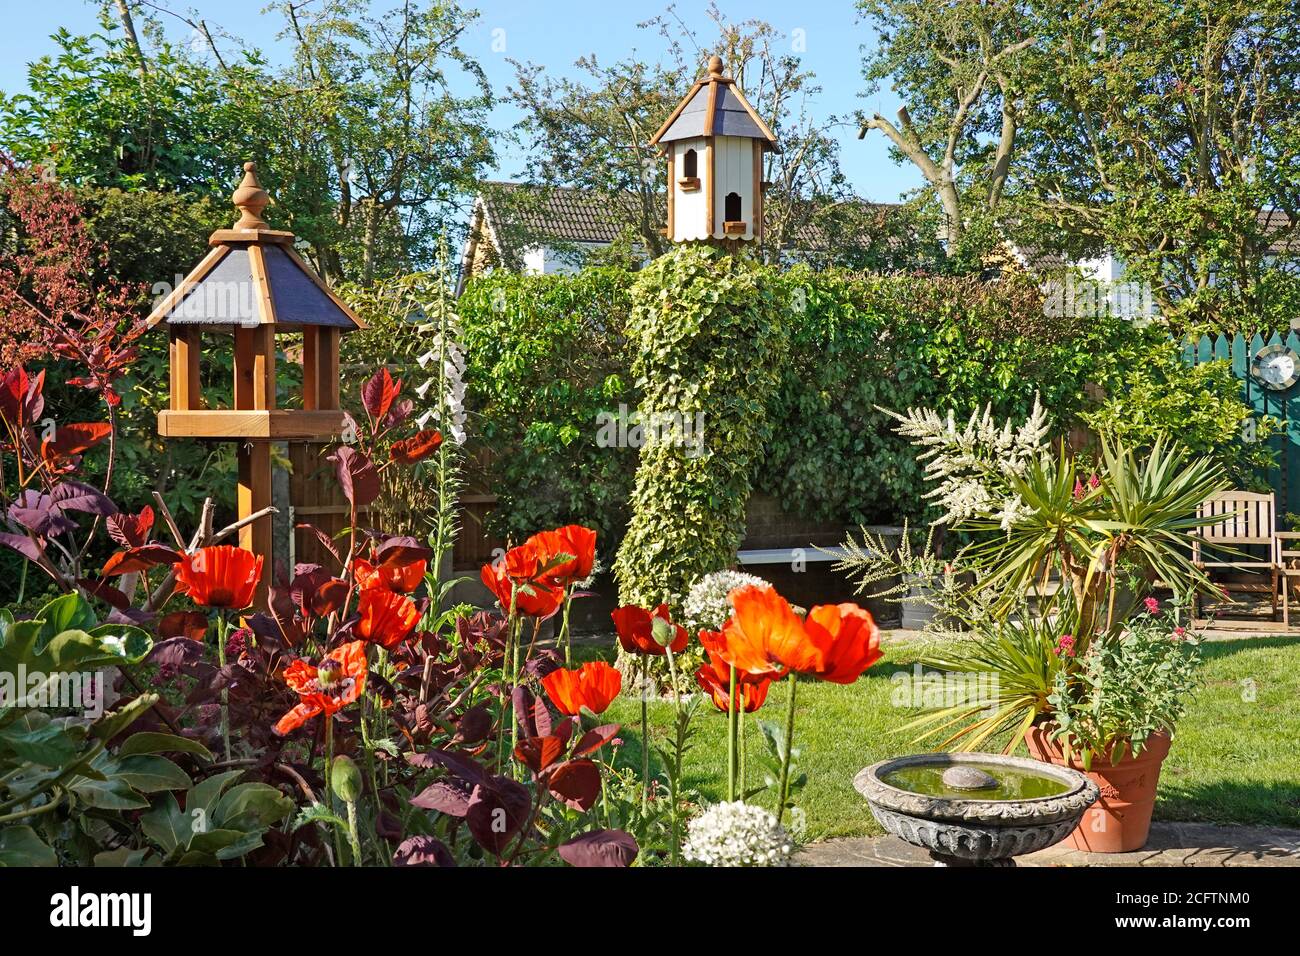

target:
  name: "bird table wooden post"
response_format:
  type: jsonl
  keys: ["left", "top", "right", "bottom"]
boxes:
{"left": 146, "top": 162, "right": 364, "bottom": 610}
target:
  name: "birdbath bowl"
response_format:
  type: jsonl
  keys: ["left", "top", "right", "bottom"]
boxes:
{"left": 854, "top": 753, "right": 1099, "bottom": 867}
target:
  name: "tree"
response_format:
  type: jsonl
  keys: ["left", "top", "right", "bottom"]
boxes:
{"left": 856, "top": 0, "right": 1038, "bottom": 251}
{"left": 0, "top": 0, "right": 496, "bottom": 286}
{"left": 1012, "top": 0, "right": 1300, "bottom": 331}
{"left": 507, "top": 2, "right": 873, "bottom": 265}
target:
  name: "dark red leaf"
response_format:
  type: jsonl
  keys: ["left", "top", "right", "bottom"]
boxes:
{"left": 392, "top": 836, "right": 455, "bottom": 867}
{"left": 546, "top": 759, "right": 601, "bottom": 811}
{"left": 410, "top": 778, "right": 474, "bottom": 817}
{"left": 573, "top": 723, "right": 621, "bottom": 757}
{"left": 557, "top": 829, "right": 638, "bottom": 868}
{"left": 513, "top": 735, "right": 566, "bottom": 775}
{"left": 362, "top": 368, "right": 401, "bottom": 423}
{"left": 465, "top": 777, "right": 530, "bottom": 855}
{"left": 329, "top": 447, "right": 380, "bottom": 509}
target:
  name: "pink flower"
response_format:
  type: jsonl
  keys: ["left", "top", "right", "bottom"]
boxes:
{"left": 1072, "top": 479, "right": 1086, "bottom": 501}
{"left": 1143, "top": 597, "right": 1160, "bottom": 615}
{"left": 1173, "top": 625, "right": 1187, "bottom": 640}
{"left": 1087, "top": 473, "right": 1100, "bottom": 489}
{"left": 1055, "top": 634, "right": 1076, "bottom": 657}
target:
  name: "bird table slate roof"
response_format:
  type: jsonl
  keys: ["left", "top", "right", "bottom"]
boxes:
{"left": 145, "top": 162, "right": 363, "bottom": 332}
{"left": 649, "top": 55, "right": 778, "bottom": 149}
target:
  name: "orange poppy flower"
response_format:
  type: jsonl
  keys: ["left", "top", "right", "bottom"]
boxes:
{"left": 611, "top": 604, "right": 689, "bottom": 656}
{"left": 357, "top": 587, "right": 420, "bottom": 648}
{"left": 390, "top": 429, "right": 443, "bottom": 465}
{"left": 718, "top": 585, "right": 822, "bottom": 678}
{"left": 479, "top": 541, "right": 564, "bottom": 619}
{"left": 803, "top": 603, "right": 882, "bottom": 684}
{"left": 694, "top": 657, "right": 771, "bottom": 713}
{"left": 173, "top": 545, "right": 264, "bottom": 610}
{"left": 524, "top": 524, "right": 597, "bottom": 588}
{"left": 273, "top": 640, "right": 368, "bottom": 735}
{"left": 541, "top": 661, "right": 623, "bottom": 716}
{"left": 353, "top": 556, "right": 426, "bottom": 594}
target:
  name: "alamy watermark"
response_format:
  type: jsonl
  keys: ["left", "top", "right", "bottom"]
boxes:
{"left": 0, "top": 666, "right": 104, "bottom": 718}
{"left": 596, "top": 403, "right": 706, "bottom": 458}
{"left": 890, "top": 663, "right": 1000, "bottom": 716}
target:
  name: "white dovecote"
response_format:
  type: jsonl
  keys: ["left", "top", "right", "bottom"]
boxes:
{"left": 650, "top": 54, "right": 778, "bottom": 245}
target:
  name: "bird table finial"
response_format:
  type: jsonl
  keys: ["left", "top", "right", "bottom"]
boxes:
{"left": 708, "top": 54, "right": 724, "bottom": 78}
{"left": 232, "top": 161, "right": 270, "bottom": 231}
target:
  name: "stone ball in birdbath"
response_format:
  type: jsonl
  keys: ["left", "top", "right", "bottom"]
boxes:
{"left": 941, "top": 765, "right": 998, "bottom": 791}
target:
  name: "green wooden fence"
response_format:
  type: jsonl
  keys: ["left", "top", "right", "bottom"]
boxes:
{"left": 1185, "top": 331, "right": 1300, "bottom": 524}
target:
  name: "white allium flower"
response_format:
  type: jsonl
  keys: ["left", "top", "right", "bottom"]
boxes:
{"left": 682, "top": 569, "right": 769, "bottom": 631}
{"left": 683, "top": 801, "right": 793, "bottom": 867}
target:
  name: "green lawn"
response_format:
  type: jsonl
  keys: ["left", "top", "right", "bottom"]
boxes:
{"left": 588, "top": 633, "right": 1300, "bottom": 842}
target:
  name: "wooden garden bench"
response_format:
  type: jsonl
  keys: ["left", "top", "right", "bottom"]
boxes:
{"left": 1191, "top": 491, "right": 1280, "bottom": 621}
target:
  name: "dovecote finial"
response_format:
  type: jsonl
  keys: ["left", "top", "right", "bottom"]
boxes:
{"left": 232, "top": 161, "right": 270, "bottom": 231}
{"left": 708, "top": 54, "right": 724, "bottom": 78}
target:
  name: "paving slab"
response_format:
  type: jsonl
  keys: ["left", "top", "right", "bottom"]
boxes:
{"left": 798, "top": 822, "right": 1300, "bottom": 867}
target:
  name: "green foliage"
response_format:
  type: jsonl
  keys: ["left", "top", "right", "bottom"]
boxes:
{"left": 464, "top": 263, "right": 1265, "bottom": 551}
{"left": 1048, "top": 612, "right": 1202, "bottom": 767}
{"left": 139, "top": 769, "right": 295, "bottom": 865}
{"left": 459, "top": 268, "right": 639, "bottom": 548}
{"left": 1080, "top": 342, "right": 1277, "bottom": 490}
{"left": 0, "top": 593, "right": 158, "bottom": 864}
{"left": 614, "top": 245, "right": 787, "bottom": 607}
{"left": 0, "top": 17, "right": 257, "bottom": 194}
{"left": 761, "top": 268, "right": 1150, "bottom": 526}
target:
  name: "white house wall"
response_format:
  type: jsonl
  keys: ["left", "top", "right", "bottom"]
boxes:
{"left": 672, "top": 138, "right": 709, "bottom": 242}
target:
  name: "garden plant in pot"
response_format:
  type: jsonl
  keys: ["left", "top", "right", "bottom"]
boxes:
{"left": 839, "top": 400, "right": 1228, "bottom": 852}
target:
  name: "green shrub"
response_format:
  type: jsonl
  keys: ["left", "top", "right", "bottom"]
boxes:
{"left": 614, "top": 245, "right": 787, "bottom": 608}
{"left": 459, "top": 268, "right": 638, "bottom": 549}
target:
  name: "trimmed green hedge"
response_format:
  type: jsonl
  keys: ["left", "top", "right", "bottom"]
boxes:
{"left": 459, "top": 264, "right": 1179, "bottom": 547}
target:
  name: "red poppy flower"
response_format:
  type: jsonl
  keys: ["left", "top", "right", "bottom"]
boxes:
{"left": 611, "top": 604, "right": 689, "bottom": 656}
{"left": 357, "top": 587, "right": 420, "bottom": 649}
{"left": 353, "top": 556, "right": 426, "bottom": 594}
{"left": 273, "top": 640, "right": 368, "bottom": 735}
{"left": 390, "top": 429, "right": 443, "bottom": 465}
{"left": 479, "top": 542, "right": 564, "bottom": 619}
{"left": 717, "top": 585, "right": 820, "bottom": 678}
{"left": 173, "top": 545, "right": 264, "bottom": 610}
{"left": 802, "top": 603, "right": 882, "bottom": 684}
{"left": 541, "top": 661, "right": 623, "bottom": 716}
{"left": 524, "top": 524, "right": 597, "bottom": 588}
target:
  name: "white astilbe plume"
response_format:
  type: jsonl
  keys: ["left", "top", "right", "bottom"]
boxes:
{"left": 683, "top": 802, "right": 793, "bottom": 867}
{"left": 883, "top": 395, "right": 1050, "bottom": 527}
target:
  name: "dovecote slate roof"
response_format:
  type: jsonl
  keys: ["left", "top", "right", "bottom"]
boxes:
{"left": 649, "top": 55, "right": 778, "bottom": 150}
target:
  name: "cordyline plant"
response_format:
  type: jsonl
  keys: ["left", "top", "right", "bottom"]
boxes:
{"left": 838, "top": 401, "right": 1230, "bottom": 760}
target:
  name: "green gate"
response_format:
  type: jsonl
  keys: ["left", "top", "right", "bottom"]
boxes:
{"left": 1185, "top": 332, "right": 1300, "bottom": 524}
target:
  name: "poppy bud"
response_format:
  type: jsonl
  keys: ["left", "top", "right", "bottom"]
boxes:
{"left": 331, "top": 755, "right": 363, "bottom": 803}
{"left": 651, "top": 616, "right": 674, "bottom": 647}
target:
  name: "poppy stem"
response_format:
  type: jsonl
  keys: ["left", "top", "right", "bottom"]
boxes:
{"left": 324, "top": 718, "right": 344, "bottom": 866}
{"left": 216, "top": 610, "right": 231, "bottom": 763}
{"left": 561, "top": 588, "right": 573, "bottom": 667}
{"left": 665, "top": 645, "right": 682, "bottom": 866}
{"left": 776, "top": 672, "right": 797, "bottom": 826}
{"left": 739, "top": 708, "right": 747, "bottom": 799}
{"left": 640, "top": 654, "right": 649, "bottom": 815}
{"left": 727, "top": 665, "right": 737, "bottom": 802}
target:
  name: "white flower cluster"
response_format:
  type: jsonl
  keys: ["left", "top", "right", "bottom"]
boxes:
{"left": 683, "top": 801, "right": 793, "bottom": 867}
{"left": 682, "top": 569, "right": 769, "bottom": 631}
{"left": 884, "top": 395, "right": 1050, "bottom": 528}
{"left": 416, "top": 317, "right": 467, "bottom": 445}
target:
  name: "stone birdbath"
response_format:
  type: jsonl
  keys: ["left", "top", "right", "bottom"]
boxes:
{"left": 854, "top": 753, "right": 1099, "bottom": 867}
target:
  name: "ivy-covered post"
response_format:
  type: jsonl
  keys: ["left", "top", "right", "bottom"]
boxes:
{"left": 614, "top": 244, "right": 787, "bottom": 610}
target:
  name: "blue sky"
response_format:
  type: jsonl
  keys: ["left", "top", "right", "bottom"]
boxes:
{"left": 0, "top": 0, "right": 923, "bottom": 203}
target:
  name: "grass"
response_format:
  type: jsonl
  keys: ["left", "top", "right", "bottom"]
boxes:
{"left": 583, "top": 632, "right": 1300, "bottom": 842}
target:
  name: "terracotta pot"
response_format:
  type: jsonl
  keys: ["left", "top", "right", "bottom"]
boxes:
{"left": 1024, "top": 726, "right": 1171, "bottom": 853}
